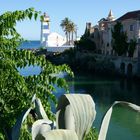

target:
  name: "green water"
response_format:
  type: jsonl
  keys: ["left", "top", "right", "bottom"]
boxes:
{"left": 19, "top": 66, "right": 140, "bottom": 140}
{"left": 61, "top": 74, "right": 140, "bottom": 140}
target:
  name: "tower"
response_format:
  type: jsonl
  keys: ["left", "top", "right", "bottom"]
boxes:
{"left": 84, "top": 22, "right": 92, "bottom": 37}
{"left": 107, "top": 10, "right": 115, "bottom": 21}
{"left": 40, "top": 12, "right": 50, "bottom": 46}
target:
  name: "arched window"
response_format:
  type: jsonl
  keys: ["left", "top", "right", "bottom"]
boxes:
{"left": 127, "top": 63, "right": 133, "bottom": 77}
{"left": 120, "top": 62, "right": 125, "bottom": 75}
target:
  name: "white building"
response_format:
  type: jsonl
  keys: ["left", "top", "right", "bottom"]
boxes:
{"left": 40, "top": 13, "right": 50, "bottom": 46}
{"left": 47, "top": 32, "right": 66, "bottom": 47}
{"left": 40, "top": 12, "right": 67, "bottom": 49}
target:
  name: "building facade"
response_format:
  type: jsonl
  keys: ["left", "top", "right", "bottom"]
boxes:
{"left": 89, "top": 10, "right": 140, "bottom": 58}
{"left": 85, "top": 10, "right": 140, "bottom": 76}
{"left": 40, "top": 13, "right": 66, "bottom": 47}
{"left": 116, "top": 10, "right": 140, "bottom": 58}
{"left": 47, "top": 32, "right": 66, "bottom": 47}
{"left": 97, "top": 10, "right": 115, "bottom": 55}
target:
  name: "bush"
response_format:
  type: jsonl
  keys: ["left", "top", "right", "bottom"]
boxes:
{"left": 75, "top": 37, "right": 96, "bottom": 52}
{"left": 94, "top": 59, "right": 115, "bottom": 75}
{"left": 84, "top": 128, "right": 98, "bottom": 140}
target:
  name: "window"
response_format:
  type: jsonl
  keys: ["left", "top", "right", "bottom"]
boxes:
{"left": 107, "top": 43, "right": 109, "bottom": 47}
{"left": 138, "top": 38, "right": 140, "bottom": 44}
{"left": 120, "top": 25, "right": 123, "bottom": 32}
{"left": 106, "top": 51, "right": 109, "bottom": 55}
{"left": 43, "top": 25, "right": 49, "bottom": 29}
{"left": 101, "top": 40, "right": 104, "bottom": 44}
{"left": 130, "top": 25, "right": 134, "bottom": 31}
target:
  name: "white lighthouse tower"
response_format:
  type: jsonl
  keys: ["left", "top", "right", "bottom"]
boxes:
{"left": 40, "top": 12, "right": 50, "bottom": 46}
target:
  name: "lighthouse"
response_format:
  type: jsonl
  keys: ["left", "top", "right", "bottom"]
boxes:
{"left": 40, "top": 12, "right": 67, "bottom": 50}
{"left": 40, "top": 12, "right": 50, "bottom": 46}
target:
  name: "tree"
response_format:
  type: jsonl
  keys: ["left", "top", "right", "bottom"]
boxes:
{"left": 112, "top": 22, "right": 128, "bottom": 56}
{"left": 0, "top": 8, "right": 72, "bottom": 139}
{"left": 74, "top": 28, "right": 96, "bottom": 52}
{"left": 60, "top": 17, "right": 77, "bottom": 45}
{"left": 128, "top": 39, "right": 137, "bottom": 57}
{"left": 68, "top": 22, "right": 77, "bottom": 44}
{"left": 74, "top": 24, "right": 78, "bottom": 41}
{"left": 60, "top": 17, "right": 70, "bottom": 43}
{"left": 74, "top": 36, "right": 96, "bottom": 52}
{"left": 83, "top": 24, "right": 90, "bottom": 39}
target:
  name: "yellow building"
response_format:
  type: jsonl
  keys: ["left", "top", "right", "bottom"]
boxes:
{"left": 88, "top": 10, "right": 140, "bottom": 58}
{"left": 116, "top": 10, "right": 140, "bottom": 57}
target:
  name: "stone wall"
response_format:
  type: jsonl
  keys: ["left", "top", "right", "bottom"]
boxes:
{"left": 94, "top": 54, "right": 139, "bottom": 76}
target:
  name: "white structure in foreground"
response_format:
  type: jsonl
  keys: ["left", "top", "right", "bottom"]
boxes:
{"left": 41, "top": 12, "right": 71, "bottom": 52}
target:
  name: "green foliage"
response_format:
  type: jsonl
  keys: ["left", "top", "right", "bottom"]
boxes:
{"left": 83, "top": 24, "right": 90, "bottom": 39}
{"left": 84, "top": 128, "right": 98, "bottom": 140}
{"left": 75, "top": 36, "right": 96, "bottom": 52}
{"left": 0, "top": 133, "right": 4, "bottom": 140}
{"left": 74, "top": 26, "right": 96, "bottom": 52}
{"left": 112, "top": 22, "right": 128, "bottom": 56}
{"left": 63, "top": 47, "right": 77, "bottom": 57}
{"left": 60, "top": 17, "right": 77, "bottom": 44}
{"left": 19, "top": 118, "right": 32, "bottom": 140}
{"left": 128, "top": 39, "right": 137, "bottom": 57}
{"left": 94, "top": 58, "right": 115, "bottom": 75}
{"left": 0, "top": 8, "right": 73, "bottom": 139}
{"left": 75, "top": 52, "right": 96, "bottom": 72}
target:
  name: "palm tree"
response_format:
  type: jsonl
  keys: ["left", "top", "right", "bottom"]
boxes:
{"left": 74, "top": 25, "right": 78, "bottom": 41}
{"left": 60, "top": 18, "right": 77, "bottom": 45}
{"left": 69, "top": 22, "right": 77, "bottom": 44}
{"left": 60, "top": 17, "right": 71, "bottom": 43}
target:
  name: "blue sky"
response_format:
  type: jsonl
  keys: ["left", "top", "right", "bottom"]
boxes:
{"left": 1, "top": 0, "right": 140, "bottom": 40}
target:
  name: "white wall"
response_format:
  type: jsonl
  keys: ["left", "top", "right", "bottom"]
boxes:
{"left": 48, "top": 32, "right": 66, "bottom": 47}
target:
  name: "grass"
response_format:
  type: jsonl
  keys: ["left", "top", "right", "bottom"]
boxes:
{"left": 84, "top": 128, "right": 98, "bottom": 140}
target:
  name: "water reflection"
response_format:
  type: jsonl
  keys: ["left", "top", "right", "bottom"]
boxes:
{"left": 68, "top": 76, "right": 140, "bottom": 105}
{"left": 67, "top": 75, "right": 140, "bottom": 140}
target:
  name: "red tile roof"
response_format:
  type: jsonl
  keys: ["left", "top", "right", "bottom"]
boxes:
{"left": 117, "top": 10, "right": 140, "bottom": 21}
